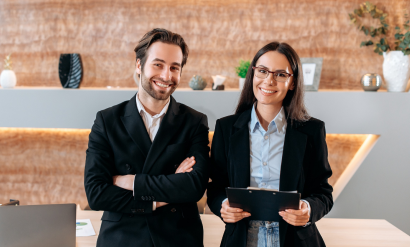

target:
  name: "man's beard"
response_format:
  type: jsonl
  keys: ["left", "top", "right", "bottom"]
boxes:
{"left": 140, "top": 73, "right": 177, "bottom": 100}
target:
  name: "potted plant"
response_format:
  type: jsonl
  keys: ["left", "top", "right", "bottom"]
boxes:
{"left": 349, "top": 2, "right": 410, "bottom": 92}
{"left": 235, "top": 59, "right": 250, "bottom": 90}
{"left": 0, "top": 54, "right": 17, "bottom": 88}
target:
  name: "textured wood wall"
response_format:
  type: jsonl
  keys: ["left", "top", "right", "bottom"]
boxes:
{"left": 0, "top": 128, "right": 367, "bottom": 206}
{"left": 0, "top": 0, "right": 409, "bottom": 89}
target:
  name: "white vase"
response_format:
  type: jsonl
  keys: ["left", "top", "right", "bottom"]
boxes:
{"left": 382, "top": 51, "right": 410, "bottom": 92}
{"left": 239, "top": 78, "right": 246, "bottom": 90}
{"left": 0, "top": 70, "right": 17, "bottom": 88}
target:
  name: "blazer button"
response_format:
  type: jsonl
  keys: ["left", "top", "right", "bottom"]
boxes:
{"left": 171, "top": 208, "right": 176, "bottom": 213}
{"left": 174, "top": 164, "right": 178, "bottom": 169}
{"left": 141, "top": 196, "right": 145, "bottom": 200}
{"left": 126, "top": 164, "right": 131, "bottom": 170}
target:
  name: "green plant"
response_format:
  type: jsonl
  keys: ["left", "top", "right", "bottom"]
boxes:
{"left": 235, "top": 60, "right": 250, "bottom": 78}
{"left": 3, "top": 54, "right": 12, "bottom": 70}
{"left": 349, "top": 2, "right": 410, "bottom": 55}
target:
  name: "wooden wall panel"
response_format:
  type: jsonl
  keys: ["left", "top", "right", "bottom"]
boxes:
{"left": 326, "top": 134, "right": 368, "bottom": 186}
{"left": 0, "top": 128, "right": 90, "bottom": 207}
{"left": 0, "top": 0, "right": 409, "bottom": 90}
{"left": 0, "top": 128, "right": 368, "bottom": 206}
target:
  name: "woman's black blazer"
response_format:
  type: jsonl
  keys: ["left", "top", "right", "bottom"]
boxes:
{"left": 207, "top": 109, "right": 333, "bottom": 247}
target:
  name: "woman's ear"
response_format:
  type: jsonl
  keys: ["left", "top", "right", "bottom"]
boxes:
{"left": 289, "top": 80, "right": 295, "bottom": 90}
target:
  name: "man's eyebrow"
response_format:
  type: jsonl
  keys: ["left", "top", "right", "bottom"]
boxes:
{"left": 152, "top": 58, "right": 181, "bottom": 67}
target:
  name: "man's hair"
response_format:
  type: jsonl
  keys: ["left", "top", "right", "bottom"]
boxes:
{"left": 134, "top": 28, "right": 189, "bottom": 72}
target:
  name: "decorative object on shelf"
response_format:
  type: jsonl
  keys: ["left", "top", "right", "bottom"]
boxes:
{"left": 349, "top": 2, "right": 410, "bottom": 92}
{"left": 0, "top": 54, "right": 17, "bottom": 89}
{"left": 383, "top": 51, "right": 410, "bottom": 92}
{"left": 235, "top": 60, "right": 250, "bottom": 90}
{"left": 189, "top": 75, "right": 207, "bottom": 90}
{"left": 212, "top": 75, "right": 226, "bottom": 90}
{"left": 300, "top": 58, "right": 323, "bottom": 91}
{"left": 58, "top": 53, "right": 83, "bottom": 89}
{"left": 361, "top": 73, "right": 382, "bottom": 91}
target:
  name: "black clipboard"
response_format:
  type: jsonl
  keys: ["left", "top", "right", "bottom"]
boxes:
{"left": 226, "top": 187, "right": 300, "bottom": 221}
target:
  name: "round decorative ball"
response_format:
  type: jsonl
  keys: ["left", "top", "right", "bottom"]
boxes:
{"left": 189, "top": 75, "right": 207, "bottom": 90}
{"left": 361, "top": 73, "right": 382, "bottom": 91}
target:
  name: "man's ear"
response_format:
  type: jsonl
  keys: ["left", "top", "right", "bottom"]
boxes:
{"left": 136, "top": 59, "right": 142, "bottom": 75}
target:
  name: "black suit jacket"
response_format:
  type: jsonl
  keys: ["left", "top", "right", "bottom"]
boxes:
{"left": 207, "top": 109, "right": 333, "bottom": 247}
{"left": 84, "top": 94, "right": 210, "bottom": 247}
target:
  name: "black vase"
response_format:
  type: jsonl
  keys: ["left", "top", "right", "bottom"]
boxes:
{"left": 58, "top": 53, "right": 83, "bottom": 88}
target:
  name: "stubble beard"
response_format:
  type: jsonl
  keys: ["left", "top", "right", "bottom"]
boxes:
{"left": 140, "top": 73, "right": 177, "bottom": 101}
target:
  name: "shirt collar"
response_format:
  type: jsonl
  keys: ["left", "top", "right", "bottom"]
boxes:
{"left": 250, "top": 104, "right": 287, "bottom": 134}
{"left": 136, "top": 93, "right": 169, "bottom": 119}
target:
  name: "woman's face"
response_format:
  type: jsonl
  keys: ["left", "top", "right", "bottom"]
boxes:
{"left": 253, "top": 51, "right": 295, "bottom": 109}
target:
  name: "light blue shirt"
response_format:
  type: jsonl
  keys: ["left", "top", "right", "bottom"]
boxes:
{"left": 249, "top": 105, "right": 287, "bottom": 190}
{"left": 222, "top": 105, "right": 311, "bottom": 224}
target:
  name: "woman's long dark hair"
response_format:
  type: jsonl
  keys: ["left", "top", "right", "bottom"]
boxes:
{"left": 235, "top": 42, "right": 310, "bottom": 122}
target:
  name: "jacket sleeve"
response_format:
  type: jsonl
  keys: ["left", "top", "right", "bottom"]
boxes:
{"left": 303, "top": 121, "right": 334, "bottom": 224}
{"left": 207, "top": 119, "right": 230, "bottom": 219}
{"left": 84, "top": 111, "right": 143, "bottom": 214}
{"left": 84, "top": 111, "right": 210, "bottom": 214}
{"left": 132, "top": 114, "right": 210, "bottom": 205}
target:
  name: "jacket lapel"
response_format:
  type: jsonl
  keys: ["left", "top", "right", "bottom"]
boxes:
{"left": 279, "top": 119, "right": 307, "bottom": 247}
{"left": 142, "top": 96, "right": 183, "bottom": 174}
{"left": 120, "top": 94, "right": 152, "bottom": 158}
{"left": 229, "top": 109, "right": 252, "bottom": 188}
{"left": 279, "top": 119, "right": 307, "bottom": 191}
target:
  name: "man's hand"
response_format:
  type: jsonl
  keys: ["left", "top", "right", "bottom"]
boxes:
{"left": 220, "top": 199, "right": 251, "bottom": 223}
{"left": 113, "top": 175, "right": 134, "bottom": 191}
{"left": 156, "top": 156, "right": 197, "bottom": 209}
{"left": 279, "top": 201, "right": 310, "bottom": 226}
{"left": 175, "top": 156, "right": 196, "bottom": 173}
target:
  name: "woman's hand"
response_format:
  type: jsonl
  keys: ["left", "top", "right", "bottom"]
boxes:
{"left": 175, "top": 157, "right": 196, "bottom": 173}
{"left": 220, "top": 200, "right": 251, "bottom": 223}
{"left": 279, "top": 201, "right": 310, "bottom": 226}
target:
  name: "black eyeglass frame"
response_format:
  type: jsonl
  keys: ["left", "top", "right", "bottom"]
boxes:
{"left": 252, "top": 66, "right": 294, "bottom": 81}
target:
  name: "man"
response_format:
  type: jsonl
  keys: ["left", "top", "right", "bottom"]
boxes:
{"left": 84, "top": 28, "right": 209, "bottom": 247}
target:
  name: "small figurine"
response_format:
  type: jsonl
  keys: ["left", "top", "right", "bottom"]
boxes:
{"left": 212, "top": 75, "right": 226, "bottom": 90}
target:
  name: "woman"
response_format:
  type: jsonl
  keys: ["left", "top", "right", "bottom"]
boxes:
{"left": 207, "top": 42, "right": 333, "bottom": 247}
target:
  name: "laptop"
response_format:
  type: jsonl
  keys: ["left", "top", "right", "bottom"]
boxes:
{"left": 0, "top": 203, "right": 76, "bottom": 247}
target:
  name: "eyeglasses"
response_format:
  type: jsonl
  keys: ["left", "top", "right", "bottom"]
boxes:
{"left": 252, "top": 66, "right": 293, "bottom": 82}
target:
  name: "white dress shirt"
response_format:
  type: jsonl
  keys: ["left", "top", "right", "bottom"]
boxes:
{"left": 134, "top": 93, "right": 170, "bottom": 210}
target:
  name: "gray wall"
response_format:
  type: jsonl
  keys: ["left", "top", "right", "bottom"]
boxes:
{"left": 1, "top": 88, "right": 410, "bottom": 235}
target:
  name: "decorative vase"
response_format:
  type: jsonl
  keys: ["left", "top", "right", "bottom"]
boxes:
{"left": 239, "top": 78, "right": 245, "bottom": 90}
{"left": 0, "top": 70, "right": 17, "bottom": 88}
{"left": 382, "top": 51, "right": 410, "bottom": 92}
{"left": 361, "top": 73, "right": 382, "bottom": 92}
{"left": 58, "top": 53, "right": 83, "bottom": 88}
{"left": 189, "top": 75, "right": 207, "bottom": 90}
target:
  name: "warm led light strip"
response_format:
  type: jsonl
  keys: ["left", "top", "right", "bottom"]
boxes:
{"left": 332, "top": 134, "right": 380, "bottom": 201}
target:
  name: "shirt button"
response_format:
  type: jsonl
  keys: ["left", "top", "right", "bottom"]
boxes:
{"left": 263, "top": 162, "right": 267, "bottom": 166}
{"left": 264, "top": 136, "right": 268, "bottom": 140}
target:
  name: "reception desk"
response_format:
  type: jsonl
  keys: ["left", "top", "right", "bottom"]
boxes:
{"left": 76, "top": 206, "right": 410, "bottom": 247}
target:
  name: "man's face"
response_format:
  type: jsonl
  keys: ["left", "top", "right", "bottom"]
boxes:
{"left": 136, "top": 42, "right": 183, "bottom": 101}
